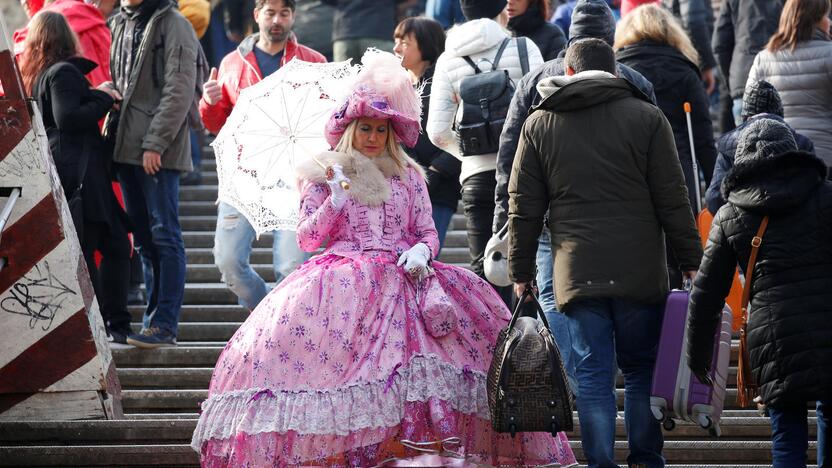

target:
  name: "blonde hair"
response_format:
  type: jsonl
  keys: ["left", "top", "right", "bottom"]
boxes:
{"left": 335, "top": 120, "right": 409, "bottom": 171}
{"left": 614, "top": 4, "right": 700, "bottom": 66}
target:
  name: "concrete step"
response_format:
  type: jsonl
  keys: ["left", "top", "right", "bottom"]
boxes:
{"left": 0, "top": 441, "right": 815, "bottom": 466}
{"left": 118, "top": 369, "right": 213, "bottom": 390}
{"left": 113, "top": 347, "right": 222, "bottom": 368}
{"left": 126, "top": 323, "right": 241, "bottom": 343}
{"left": 2, "top": 416, "right": 813, "bottom": 446}
{"left": 128, "top": 305, "right": 248, "bottom": 323}
{"left": 119, "top": 387, "right": 758, "bottom": 414}
{"left": 180, "top": 230, "right": 470, "bottom": 249}
{"left": 0, "top": 445, "right": 199, "bottom": 466}
{"left": 184, "top": 246, "right": 471, "bottom": 265}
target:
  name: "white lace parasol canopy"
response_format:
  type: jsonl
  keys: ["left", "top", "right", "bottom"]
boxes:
{"left": 213, "top": 59, "right": 359, "bottom": 235}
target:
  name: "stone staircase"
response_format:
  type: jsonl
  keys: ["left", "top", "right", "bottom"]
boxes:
{"left": 0, "top": 152, "right": 817, "bottom": 467}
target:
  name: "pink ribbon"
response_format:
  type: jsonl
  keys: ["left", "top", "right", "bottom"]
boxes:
{"left": 249, "top": 389, "right": 275, "bottom": 402}
{"left": 462, "top": 365, "right": 474, "bottom": 382}
{"left": 384, "top": 363, "right": 403, "bottom": 394}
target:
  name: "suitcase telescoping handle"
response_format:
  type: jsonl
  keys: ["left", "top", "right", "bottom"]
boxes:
{"left": 508, "top": 283, "right": 551, "bottom": 330}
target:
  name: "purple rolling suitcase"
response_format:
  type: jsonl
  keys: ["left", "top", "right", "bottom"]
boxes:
{"left": 650, "top": 288, "right": 732, "bottom": 436}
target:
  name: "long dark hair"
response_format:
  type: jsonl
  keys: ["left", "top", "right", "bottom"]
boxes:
{"left": 20, "top": 11, "right": 80, "bottom": 95}
{"left": 767, "top": 0, "right": 831, "bottom": 52}
{"left": 393, "top": 17, "right": 446, "bottom": 65}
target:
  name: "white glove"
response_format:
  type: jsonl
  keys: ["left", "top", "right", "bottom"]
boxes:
{"left": 326, "top": 164, "right": 351, "bottom": 208}
{"left": 397, "top": 243, "right": 431, "bottom": 277}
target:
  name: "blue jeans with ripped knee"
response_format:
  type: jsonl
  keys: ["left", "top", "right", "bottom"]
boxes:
{"left": 213, "top": 202, "right": 310, "bottom": 311}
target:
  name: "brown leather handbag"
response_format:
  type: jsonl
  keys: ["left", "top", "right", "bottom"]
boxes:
{"left": 486, "top": 285, "right": 573, "bottom": 437}
{"left": 737, "top": 216, "right": 770, "bottom": 408}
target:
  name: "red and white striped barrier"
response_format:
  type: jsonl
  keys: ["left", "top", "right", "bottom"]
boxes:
{"left": 0, "top": 13, "right": 122, "bottom": 421}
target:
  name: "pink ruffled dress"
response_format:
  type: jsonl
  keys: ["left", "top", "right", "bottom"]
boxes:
{"left": 191, "top": 165, "right": 576, "bottom": 467}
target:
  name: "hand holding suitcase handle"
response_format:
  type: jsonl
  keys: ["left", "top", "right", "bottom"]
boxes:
{"left": 685, "top": 278, "right": 715, "bottom": 387}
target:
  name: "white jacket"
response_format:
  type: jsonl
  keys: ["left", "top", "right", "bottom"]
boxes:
{"left": 427, "top": 18, "right": 544, "bottom": 183}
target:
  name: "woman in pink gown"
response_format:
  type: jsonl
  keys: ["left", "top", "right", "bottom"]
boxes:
{"left": 191, "top": 51, "right": 576, "bottom": 467}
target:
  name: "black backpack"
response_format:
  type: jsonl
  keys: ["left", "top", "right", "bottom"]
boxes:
{"left": 454, "top": 37, "right": 529, "bottom": 156}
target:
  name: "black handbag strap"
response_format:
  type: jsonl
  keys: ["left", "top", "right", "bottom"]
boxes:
{"left": 508, "top": 283, "right": 550, "bottom": 330}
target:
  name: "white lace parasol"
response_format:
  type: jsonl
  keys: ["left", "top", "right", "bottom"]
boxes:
{"left": 213, "top": 59, "right": 359, "bottom": 235}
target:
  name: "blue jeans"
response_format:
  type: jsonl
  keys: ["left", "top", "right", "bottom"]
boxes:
{"left": 733, "top": 97, "right": 744, "bottom": 127}
{"left": 213, "top": 202, "right": 310, "bottom": 310}
{"left": 431, "top": 204, "right": 455, "bottom": 255}
{"left": 116, "top": 165, "right": 186, "bottom": 336}
{"left": 189, "top": 129, "right": 202, "bottom": 172}
{"left": 564, "top": 298, "right": 665, "bottom": 468}
{"left": 769, "top": 400, "right": 830, "bottom": 467}
{"left": 536, "top": 228, "right": 578, "bottom": 395}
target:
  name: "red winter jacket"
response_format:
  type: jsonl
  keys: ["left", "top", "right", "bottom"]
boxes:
{"left": 621, "top": 0, "right": 659, "bottom": 16}
{"left": 199, "top": 34, "right": 326, "bottom": 135}
{"left": 14, "top": 0, "right": 112, "bottom": 87}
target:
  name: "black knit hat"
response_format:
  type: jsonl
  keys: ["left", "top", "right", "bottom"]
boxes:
{"left": 735, "top": 118, "right": 797, "bottom": 167}
{"left": 741, "top": 80, "right": 784, "bottom": 120}
{"left": 460, "top": 0, "right": 507, "bottom": 21}
{"left": 569, "top": 0, "right": 616, "bottom": 46}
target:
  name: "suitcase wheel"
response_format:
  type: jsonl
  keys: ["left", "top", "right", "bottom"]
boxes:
{"left": 662, "top": 418, "right": 676, "bottom": 431}
{"left": 697, "top": 414, "right": 713, "bottom": 430}
{"left": 650, "top": 405, "right": 665, "bottom": 422}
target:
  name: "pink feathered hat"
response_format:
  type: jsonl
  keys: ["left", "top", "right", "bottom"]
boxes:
{"left": 325, "top": 49, "right": 422, "bottom": 149}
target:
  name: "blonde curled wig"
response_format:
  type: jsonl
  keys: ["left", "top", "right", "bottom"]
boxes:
{"left": 614, "top": 4, "right": 700, "bottom": 67}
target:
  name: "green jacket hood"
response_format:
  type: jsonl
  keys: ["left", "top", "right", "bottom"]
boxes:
{"left": 535, "top": 71, "right": 651, "bottom": 112}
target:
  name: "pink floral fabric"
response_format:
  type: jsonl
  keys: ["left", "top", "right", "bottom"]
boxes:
{"left": 192, "top": 166, "right": 576, "bottom": 467}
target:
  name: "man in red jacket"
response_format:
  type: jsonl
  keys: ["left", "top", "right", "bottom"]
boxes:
{"left": 201, "top": 0, "right": 326, "bottom": 312}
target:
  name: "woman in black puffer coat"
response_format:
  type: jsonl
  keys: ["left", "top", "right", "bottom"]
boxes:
{"left": 507, "top": 0, "right": 567, "bottom": 61}
{"left": 614, "top": 4, "right": 717, "bottom": 212}
{"left": 687, "top": 118, "right": 832, "bottom": 468}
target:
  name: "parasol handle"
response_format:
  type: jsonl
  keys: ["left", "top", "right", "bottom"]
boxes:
{"left": 311, "top": 154, "right": 351, "bottom": 191}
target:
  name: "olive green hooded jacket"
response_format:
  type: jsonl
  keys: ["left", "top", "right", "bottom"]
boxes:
{"left": 508, "top": 71, "right": 702, "bottom": 310}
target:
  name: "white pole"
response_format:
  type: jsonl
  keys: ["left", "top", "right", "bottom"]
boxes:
{"left": 684, "top": 102, "right": 702, "bottom": 213}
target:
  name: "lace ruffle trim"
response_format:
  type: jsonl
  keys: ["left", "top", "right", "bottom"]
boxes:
{"left": 191, "top": 354, "right": 490, "bottom": 450}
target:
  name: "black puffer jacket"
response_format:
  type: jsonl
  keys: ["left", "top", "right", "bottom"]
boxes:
{"left": 662, "top": 0, "right": 716, "bottom": 70}
{"left": 688, "top": 148, "right": 832, "bottom": 408}
{"left": 404, "top": 66, "right": 461, "bottom": 209}
{"left": 616, "top": 42, "right": 716, "bottom": 211}
{"left": 507, "top": 3, "right": 567, "bottom": 61}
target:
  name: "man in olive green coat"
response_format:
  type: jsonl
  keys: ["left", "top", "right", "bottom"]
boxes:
{"left": 108, "top": 0, "right": 199, "bottom": 348}
{"left": 507, "top": 38, "right": 702, "bottom": 468}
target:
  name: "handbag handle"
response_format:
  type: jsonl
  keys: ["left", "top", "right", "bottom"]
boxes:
{"left": 507, "top": 283, "right": 550, "bottom": 330}
{"left": 737, "top": 215, "right": 769, "bottom": 407}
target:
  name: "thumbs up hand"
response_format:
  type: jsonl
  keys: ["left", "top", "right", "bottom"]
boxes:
{"left": 203, "top": 67, "right": 222, "bottom": 105}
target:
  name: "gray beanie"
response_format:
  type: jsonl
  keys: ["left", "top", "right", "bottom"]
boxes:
{"left": 735, "top": 118, "right": 798, "bottom": 166}
{"left": 741, "top": 80, "right": 784, "bottom": 120}
{"left": 569, "top": 0, "right": 616, "bottom": 46}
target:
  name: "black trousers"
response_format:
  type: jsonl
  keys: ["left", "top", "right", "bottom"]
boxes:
{"left": 82, "top": 220, "right": 132, "bottom": 333}
{"left": 461, "top": 170, "right": 513, "bottom": 306}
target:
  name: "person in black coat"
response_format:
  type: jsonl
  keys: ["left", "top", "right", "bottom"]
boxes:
{"left": 506, "top": 0, "right": 567, "bottom": 60}
{"left": 21, "top": 11, "right": 133, "bottom": 343}
{"left": 687, "top": 118, "right": 832, "bottom": 467}
{"left": 393, "top": 17, "right": 461, "bottom": 252}
{"left": 705, "top": 80, "right": 814, "bottom": 214}
{"left": 712, "top": 0, "right": 784, "bottom": 126}
{"left": 615, "top": 4, "right": 717, "bottom": 213}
